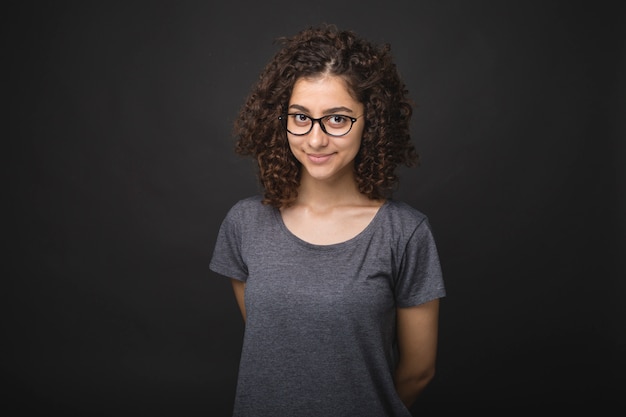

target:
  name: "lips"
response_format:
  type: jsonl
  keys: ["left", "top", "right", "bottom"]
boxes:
{"left": 307, "top": 153, "right": 334, "bottom": 164}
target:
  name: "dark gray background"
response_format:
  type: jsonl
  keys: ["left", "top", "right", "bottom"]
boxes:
{"left": 5, "top": 0, "right": 625, "bottom": 415}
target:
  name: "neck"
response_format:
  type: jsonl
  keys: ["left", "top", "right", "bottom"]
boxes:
{"left": 296, "top": 172, "right": 367, "bottom": 209}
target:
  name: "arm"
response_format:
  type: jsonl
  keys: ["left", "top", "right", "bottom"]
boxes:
{"left": 394, "top": 298, "right": 440, "bottom": 408}
{"left": 231, "top": 278, "right": 246, "bottom": 322}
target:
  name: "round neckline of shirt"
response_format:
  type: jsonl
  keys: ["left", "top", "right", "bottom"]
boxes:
{"left": 272, "top": 199, "right": 391, "bottom": 250}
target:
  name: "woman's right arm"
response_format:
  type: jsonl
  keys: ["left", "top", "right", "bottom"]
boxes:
{"left": 231, "top": 278, "right": 246, "bottom": 322}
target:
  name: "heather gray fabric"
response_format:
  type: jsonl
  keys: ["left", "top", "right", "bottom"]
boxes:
{"left": 210, "top": 195, "right": 446, "bottom": 417}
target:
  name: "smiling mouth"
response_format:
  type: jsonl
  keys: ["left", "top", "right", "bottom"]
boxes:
{"left": 307, "top": 153, "right": 333, "bottom": 164}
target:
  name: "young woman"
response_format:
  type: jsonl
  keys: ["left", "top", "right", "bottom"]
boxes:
{"left": 210, "top": 24, "right": 446, "bottom": 417}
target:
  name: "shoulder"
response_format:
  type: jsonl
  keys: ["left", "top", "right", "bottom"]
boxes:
{"left": 376, "top": 199, "right": 437, "bottom": 243}
{"left": 229, "top": 195, "right": 265, "bottom": 212}
{"left": 381, "top": 199, "right": 429, "bottom": 227}
{"left": 223, "top": 195, "right": 274, "bottom": 223}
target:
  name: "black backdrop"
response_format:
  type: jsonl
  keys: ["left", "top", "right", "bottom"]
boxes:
{"left": 6, "top": 1, "right": 625, "bottom": 415}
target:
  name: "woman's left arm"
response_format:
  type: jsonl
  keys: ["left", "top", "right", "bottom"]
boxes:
{"left": 394, "top": 298, "right": 441, "bottom": 409}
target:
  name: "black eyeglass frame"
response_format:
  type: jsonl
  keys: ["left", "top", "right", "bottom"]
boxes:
{"left": 278, "top": 113, "right": 359, "bottom": 137}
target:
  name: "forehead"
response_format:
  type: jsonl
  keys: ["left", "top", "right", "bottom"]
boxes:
{"left": 289, "top": 75, "right": 360, "bottom": 108}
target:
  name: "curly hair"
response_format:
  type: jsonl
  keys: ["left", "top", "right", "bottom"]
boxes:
{"left": 233, "top": 24, "right": 418, "bottom": 208}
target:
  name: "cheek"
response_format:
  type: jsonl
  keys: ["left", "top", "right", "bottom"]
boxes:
{"left": 351, "top": 140, "right": 362, "bottom": 158}
{"left": 346, "top": 134, "right": 363, "bottom": 154}
{"left": 286, "top": 137, "right": 304, "bottom": 159}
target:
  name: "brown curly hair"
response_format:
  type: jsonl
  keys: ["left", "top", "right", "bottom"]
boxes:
{"left": 233, "top": 24, "right": 418, "bottom": 208}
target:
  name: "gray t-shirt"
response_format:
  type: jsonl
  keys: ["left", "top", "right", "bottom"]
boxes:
{"left": 210, "top": 195, "right": 446, "bottom": 417}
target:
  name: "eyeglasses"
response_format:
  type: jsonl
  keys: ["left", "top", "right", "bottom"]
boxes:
{"left": 279, "top": 113, "right": 360, "bottom": 137}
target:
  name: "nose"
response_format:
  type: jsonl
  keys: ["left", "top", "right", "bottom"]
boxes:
{"left": 306, "top": 120, "right": 329, "bottom": 149}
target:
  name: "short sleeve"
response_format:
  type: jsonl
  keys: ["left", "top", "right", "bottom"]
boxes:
{"left": 209, "top": 203, "right": 249, "bottom": 282}
{"left": 394, "top": 218, "right": 446, "bottom": 307}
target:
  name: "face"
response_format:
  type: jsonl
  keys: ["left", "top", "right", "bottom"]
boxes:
{"left": 286, "top": 75, "right": 365, "bottom": 184}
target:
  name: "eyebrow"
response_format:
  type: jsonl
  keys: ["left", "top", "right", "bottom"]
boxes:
{"left": 288, "top": 104, "right": 355, "bottom": 115}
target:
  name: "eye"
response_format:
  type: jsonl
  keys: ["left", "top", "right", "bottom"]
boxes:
{"left": 295, "top": 114, "right": 309, "bottom": 122}
{"left": 326, "top": 115, "right": 349, "bottom": 127}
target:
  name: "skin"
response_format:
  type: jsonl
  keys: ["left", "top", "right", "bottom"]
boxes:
{"left": 394, "top": 299, "right": 440, "bottom": 407}
{"left": 231, "top": 74, "right": 440, "bottom": 409}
